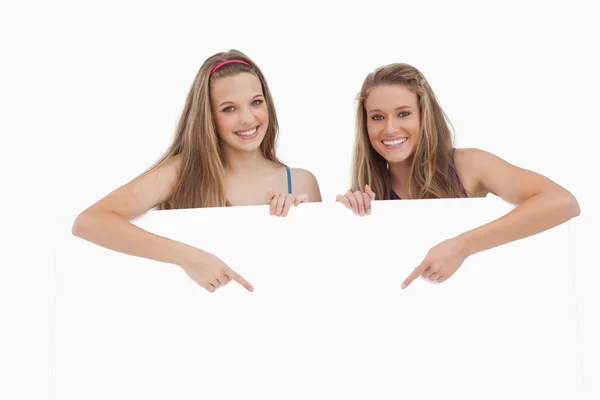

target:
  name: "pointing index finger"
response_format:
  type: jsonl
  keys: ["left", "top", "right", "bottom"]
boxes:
{"left": 228, "top": 269, "right": 254, "bottom": 292}
{"left": 402, "top": 260, "right": 428, "bottom": 289}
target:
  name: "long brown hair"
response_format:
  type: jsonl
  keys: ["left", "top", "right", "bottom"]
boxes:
{"left": 352, "top": 63, "right": 466, "bottom": 199}
{"left": 134, "top": 50, "right": 283, "bottom": 209}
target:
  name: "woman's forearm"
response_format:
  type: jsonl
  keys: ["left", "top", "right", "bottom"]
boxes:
{"left": 72, "top": 211, "right": 195, "bottom": 266}
{"left": 457, "top": 190, "right": 580, "bottom": 257}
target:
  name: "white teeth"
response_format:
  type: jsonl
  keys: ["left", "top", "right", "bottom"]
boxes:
{"left": 383, "top": 138, "right": 407, "bottom": 146}
{"left": 236, "top": 127, "right": 257, "bottom": 136}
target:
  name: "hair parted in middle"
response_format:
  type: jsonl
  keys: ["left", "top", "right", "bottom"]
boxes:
{"left": 352, "top": 63, "right": 466, "bottom": 200}
{"left": 136, "top": 49, "right": 283, "bottom": 209}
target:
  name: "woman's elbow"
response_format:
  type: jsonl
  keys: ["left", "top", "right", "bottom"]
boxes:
{"left": 72, "top": 210, "right": 106, "bottom": 239}
{"left": 566, "top": 191, "right": 581, "bottom": 219}
{"left": 72, "top": 212, "right": 92, "bottom": 238}
{"left": 557, "top": 189, "right": 581, "bottom": 220}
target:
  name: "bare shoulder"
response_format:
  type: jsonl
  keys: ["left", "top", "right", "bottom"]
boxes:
{"left": 290, "top": 167, "right": 322, "bottom": 202}
{"left": 453, "top": 147, "right": 491, "bottom": 165}
{"left": 450, "top": 148, "right": 487, "bottom": 197}
{"left": 454, "top": 147, "right": 523, "bottom": 180}
{"left": 453, "top": 147, "right": 562, "bottom": 204}
{"left": 140, "top": 154, "right": 183, "bottom": 186}
{"left": 289, "top": 167, "right": 319, "bottom": 188}
{"left": 83, "top": 154, "right": 184, "bottom": 219}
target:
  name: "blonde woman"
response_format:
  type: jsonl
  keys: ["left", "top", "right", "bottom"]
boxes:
{"left": 73, "top": 50, "right": 322, "bottom": 293}
{"left": 337, "top": 63, "right": 580, "bottom": 288}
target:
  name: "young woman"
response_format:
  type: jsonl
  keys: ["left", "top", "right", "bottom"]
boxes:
{"left": 337, "top": 63, "right": 580, "bottom": 288}
{"left": 72, "top": 50, "right": 322, "bottom": 293}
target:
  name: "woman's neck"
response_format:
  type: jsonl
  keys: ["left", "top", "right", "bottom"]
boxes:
{"left": 389, "top": 161, "right": 411, "bottom": 195}
{"left": 224, "top": 147, "right": 273, "bottom": 175}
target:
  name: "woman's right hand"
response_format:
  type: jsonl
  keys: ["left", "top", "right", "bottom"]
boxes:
{"left": 336, "top": 185, "right": 376, "bottom": 216}
{"left": 177, "top": 247, "right": 254, "bottom": 293}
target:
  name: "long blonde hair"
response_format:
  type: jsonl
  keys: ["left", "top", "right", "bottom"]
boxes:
{"left": 352, "top": 63, "right": 466, "bottom": 199}
{"left": 136, "top": 50, "right": 283, "bottom": 209}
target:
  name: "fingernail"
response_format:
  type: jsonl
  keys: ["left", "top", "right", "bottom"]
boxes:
{"left": 401, "top": 283, "right": 407, "bottom": 289}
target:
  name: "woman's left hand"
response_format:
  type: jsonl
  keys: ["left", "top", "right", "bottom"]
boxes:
{"left": 265, "top": 190, "right": 308, "bottom": 217}
{"left": 401, "top": 237, "right": 469, "bottom": 288}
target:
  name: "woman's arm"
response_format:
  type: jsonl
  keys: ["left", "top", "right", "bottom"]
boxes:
{"left": 72, "top": 155, "right": 253, "bottom": 292}
{"left": 402, "top": 148, "right": 580, "bottom": 288}
{"left": 72, "top": 155, "right": 188, "bottom": 263}
{"left": 454, "top": 148, "right": 580, "bottom": 256}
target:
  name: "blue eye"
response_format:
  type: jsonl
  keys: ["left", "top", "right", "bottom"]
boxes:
{"left": 398, "top": 111, "right": 410, "bottom": 117}
{"left": 222, "top": 106, "right": 234, "bottom": 112}
{"left": 252, "top": 100, "right": 263, "bottom": 106}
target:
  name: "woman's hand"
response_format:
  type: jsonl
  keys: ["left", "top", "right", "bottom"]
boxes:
{"left": 177, "top": 247, "right": 254, "bottom": 293}
{"left": 266, "top": 190, "right": 308, "bottom": 216}
{"left": 336, "top": 185, "right": 376, "bottom": 216}
{"left": 402, "top": 237, "right": 469, "bottom": 288}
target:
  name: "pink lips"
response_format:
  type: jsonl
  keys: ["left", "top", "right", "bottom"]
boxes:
{"left": 382, "top": 137, "right": 408, "bottom": 149}
{"left": 234, "top": 125, "right": 259, "bottom": 140}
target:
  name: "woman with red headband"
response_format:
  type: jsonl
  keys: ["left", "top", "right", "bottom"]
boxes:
{"left": 72, "top": 50, "right": 322, "bottom": 293}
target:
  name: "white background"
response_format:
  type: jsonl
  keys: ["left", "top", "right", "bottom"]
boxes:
{"left": 1, "top": 0, "right": 598, "bottom": 399}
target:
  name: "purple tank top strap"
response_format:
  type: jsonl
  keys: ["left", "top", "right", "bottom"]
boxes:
{"left": 389, "top": 148, "right": 468, "bottom": 199}
{"left": 451, "top": 148, "right": 468, "bottom": 197}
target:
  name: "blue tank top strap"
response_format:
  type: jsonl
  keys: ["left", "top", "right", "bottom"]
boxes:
{"left": 285, "top": 165, "right": 292, "bottom": 194}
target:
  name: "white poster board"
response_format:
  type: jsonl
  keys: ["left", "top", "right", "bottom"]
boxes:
{"left": 53, "top": 198, "right": 583, "bottom": 399}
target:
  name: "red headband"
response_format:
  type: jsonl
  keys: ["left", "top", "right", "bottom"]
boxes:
{"left": 210, "top": 59, "right": 251, "bottom": 75}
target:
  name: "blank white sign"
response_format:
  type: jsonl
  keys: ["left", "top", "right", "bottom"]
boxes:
{"left": 53, "top": 198, "right": 583, "bottom": 399}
